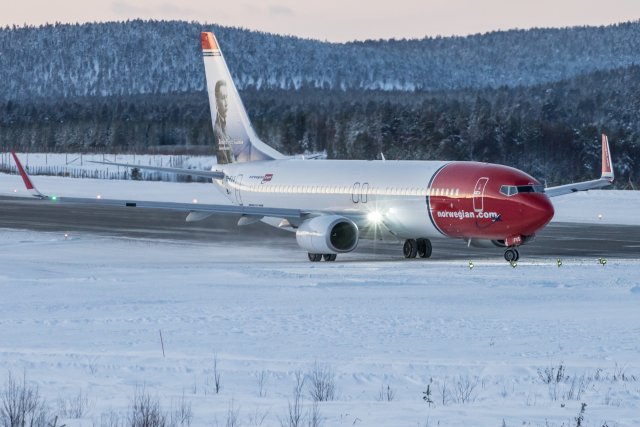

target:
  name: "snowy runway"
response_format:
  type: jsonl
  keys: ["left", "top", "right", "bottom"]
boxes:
{"left": 1, "top": 229, "right": 639, "bottom": 426}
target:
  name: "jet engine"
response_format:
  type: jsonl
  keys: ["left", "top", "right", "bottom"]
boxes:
{"left": 296, "top": 215, "right": 359, "bottom": 254}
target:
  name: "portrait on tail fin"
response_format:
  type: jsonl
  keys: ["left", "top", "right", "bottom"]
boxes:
{"left": 213, "top": 79, "right": 236, "bottom": 164}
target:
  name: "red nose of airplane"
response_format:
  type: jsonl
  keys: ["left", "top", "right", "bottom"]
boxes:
{"left": 526, "top": 195, "right": 555, "bottom": 232}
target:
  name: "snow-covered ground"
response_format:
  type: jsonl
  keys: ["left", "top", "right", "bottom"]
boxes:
{"left": 1, "top": 173, "right": 640, "bottom": 426}
{"left": 0, "top": 229, "right": 639, "bottom": 427}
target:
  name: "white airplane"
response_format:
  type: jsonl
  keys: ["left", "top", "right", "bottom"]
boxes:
{"left": 11, "top": 31, "right": 615, "bottom": 262}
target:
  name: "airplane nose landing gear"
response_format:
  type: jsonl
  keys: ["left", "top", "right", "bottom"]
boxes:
{"left": 504, "top": 248, "right": 520, "bottom": 262}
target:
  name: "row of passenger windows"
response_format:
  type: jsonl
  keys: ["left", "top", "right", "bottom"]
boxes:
{"left": 229, "top": 183, "right": 462, "bottom": 197}
{"left": 429, "top": 188, "right": 461, "bottom": 197}
{"left": 239, "top": 184, "right": 427, "bottom": 196}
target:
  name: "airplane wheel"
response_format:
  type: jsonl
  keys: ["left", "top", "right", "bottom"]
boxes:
{"left": 513, "top": 249, "right": 520, "bottom": 262}
{"left": 403, "top": 239, "right": 418, "bottom": 258}
{"left": 323, "top": 254, "right": 337, "bottom": 262}
{"left": 417, "top": 238, "right": 432, "bottom": 258}
{"left": 504, "top": 248, "right": 518, "bottom": 263}
{"left": 308, "top": 253, "right": 322, "bottom": 262}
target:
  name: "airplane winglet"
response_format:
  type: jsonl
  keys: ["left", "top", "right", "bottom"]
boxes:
{"left": 601, "top": 134, "right": 614, "bottom": 182}
{"left": 543, "top": 135, "right": 615, "bottom": 197}
{"left": 10, "top": 151, "right": 46, "bottom": 199}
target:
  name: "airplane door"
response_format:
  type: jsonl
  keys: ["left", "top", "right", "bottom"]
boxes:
{"left": 235, "top": 174, "right": 243, "bottom": 205}
{"left": 473, "top": 177, "right": 489, "bottom": 212}
{"left": 361, "top": 182, "right": 369, "bottom": 203}
{"left": 352, "top": 182, "right": 361, "bottom": 203}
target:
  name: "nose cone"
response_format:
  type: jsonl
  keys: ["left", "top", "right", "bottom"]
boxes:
{"left": 526, "top": 195, "right": 554, "bottom": 232}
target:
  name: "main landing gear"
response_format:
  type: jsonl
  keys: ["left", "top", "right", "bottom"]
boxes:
{"left": 403, "top": 238, "right": 433, "bottom": 259}
{"left": 308, "top": 253, "right": 337, "bottom": 262}
{"left": 503, "top": 248, "right": 520, "bottom": 262}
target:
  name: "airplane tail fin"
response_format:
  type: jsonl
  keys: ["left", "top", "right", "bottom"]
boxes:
{"left": 201, "top": 32, "right": 284, "bottom": 165}
{"left": 601, "top": 133, "right": 614, "bottom": 182}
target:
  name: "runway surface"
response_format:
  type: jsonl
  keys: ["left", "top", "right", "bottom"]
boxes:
{"left": 1, "top": 195, "right": 639, "bottom": 260}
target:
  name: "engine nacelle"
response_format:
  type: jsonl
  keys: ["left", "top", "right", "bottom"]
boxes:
{"left": 296, "top": 215, "right": 359, "bottom": 254}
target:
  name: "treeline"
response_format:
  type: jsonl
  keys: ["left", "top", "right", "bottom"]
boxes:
{"left": 2, "top": 19, "right": 640, "bottom": 100}
{"left": 1, "top": 65, "right": 639, "bottom": 187}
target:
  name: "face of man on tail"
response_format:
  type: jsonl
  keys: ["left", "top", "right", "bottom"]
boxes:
{"left": 214, "top": 79, "right": 235, "bottom": 164}
{"left": 216, "top": 80, "right": 228, "bottom": 119}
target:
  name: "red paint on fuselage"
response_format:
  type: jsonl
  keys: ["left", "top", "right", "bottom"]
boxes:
{"left": 428, "top": 162, "right": 554, "bottom": 242}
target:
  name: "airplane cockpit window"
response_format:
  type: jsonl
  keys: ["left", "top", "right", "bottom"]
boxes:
{"left": 516, "top": 184, "right": 545, "bottom": 193}
{"left": 500, "top": 185, "right": 517, "bottom": 196}
{"left": 500, "top": 184, "right": 545, "bottom": 196}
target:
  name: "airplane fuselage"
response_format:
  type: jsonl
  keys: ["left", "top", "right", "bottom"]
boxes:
{"left": 215, "top": 159, "right": 555, "bottom": 243}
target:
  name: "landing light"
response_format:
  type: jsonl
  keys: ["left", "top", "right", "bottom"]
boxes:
{"left": 192, "top": 198, "right": 198, "bottom": 204}
{"left": 96, "top": 194, "right": 102, "bottom": 199}
{"left": 367, "top": 211, "right": 383, "bottom": 224}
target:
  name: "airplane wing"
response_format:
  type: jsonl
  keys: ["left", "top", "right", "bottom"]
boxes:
{"left": 88, "top": 160, "right": 225, "bottom": 180}
{"left": 50, "top": 196, "right": 304, "bottom": 220}
{"left": 10, "top": 152, "right": 303, "bottom": 223}
{"left": 544, "top": 134, "right": 614, "bottom": 197}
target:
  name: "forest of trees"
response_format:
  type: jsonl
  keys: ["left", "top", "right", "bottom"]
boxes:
{"left": 1, "top": 63, "right": 639, "bottom": 187}
{"left": 1, "top": 20, "right": 640, "bottom": 99}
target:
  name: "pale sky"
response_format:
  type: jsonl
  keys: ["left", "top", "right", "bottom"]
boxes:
{"left": 3, "top": 0, "right": 640, "bottom": 42}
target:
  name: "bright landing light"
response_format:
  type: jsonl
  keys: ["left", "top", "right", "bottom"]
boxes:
{"left": 367, "top": 210, "right": 383, "bottom": 224}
